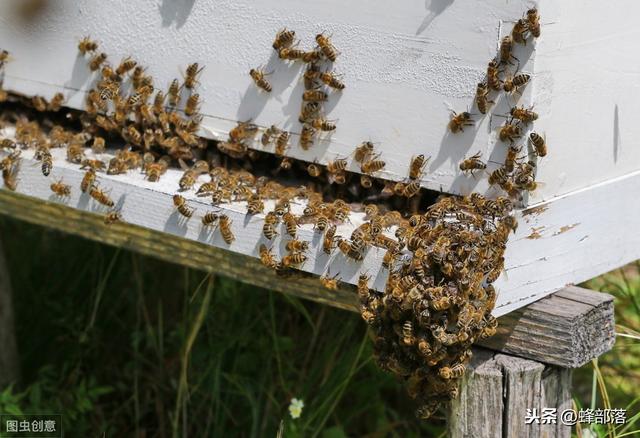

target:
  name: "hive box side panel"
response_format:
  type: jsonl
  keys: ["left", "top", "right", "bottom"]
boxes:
{"left": 530, "top": 0, "right": 640, "bottom": 203}
{"left": 0, "top": 0, "right": 536, "bottom": 196}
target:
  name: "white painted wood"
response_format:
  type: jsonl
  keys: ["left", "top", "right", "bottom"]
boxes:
{"left": 3, "top": 138, "right": 640, "bottom": 317}
{"left": 0, "top": 0, "right": 538, "bottom": 199}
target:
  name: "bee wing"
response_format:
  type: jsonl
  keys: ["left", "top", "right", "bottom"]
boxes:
{"left": 178, "top": 158, "right": 190, "bottom": 171}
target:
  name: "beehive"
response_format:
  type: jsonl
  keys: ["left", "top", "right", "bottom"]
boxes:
{"left": 0, "top": 0, "right": 638, "bottom": 318}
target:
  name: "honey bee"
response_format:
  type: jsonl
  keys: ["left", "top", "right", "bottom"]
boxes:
{"left": 409, "top": 154, "right": 428, "bottom": 180}
{"left": 448, "top": 111, "right": 474, "bottom": 133}
{"left": 281, "top": 253, "right": 307, "bottom": 267}
{"left": 459, "top": 152, "right": 486, "bottom": 174}
{"left": 201, "top": 211, "right": 220, "bottom": 227}
{"left": 315, "top": 214, "right": 329, "bottom": 232}
{"left": 80, "top": 159, "right": 106, "bottom": 172}
{"left": 173, "top": 194, "right": 194, "bottom": 218}
{"left": 319, "top": 71, "right": 345, "bottom": 90}
{"left": 327, "top": 158, "right": 348, "bottom": 174}
{"left": 486, "top": 59, "right": 501, "bottom": 91}
{"left": 357, "top": 273, "right": 370, "bottom": 300}
{"left": 272, "top": 28, "right": 296, "bottom": 50}
{"left": 300, "top": 125, "right": 316, "bottom": 150}
{"left": 299, "top": 101, "right": 321, "bottom": 123}
{"left": 278, "top": 47, "right": 306, "bottom": 61}
{"left": 503, "top": 73, "right": 531, "bottom": 94}
{"left": 168, "top": 79, "right": 181, "bottom": 106}
{"left": 315, "top": 33, "right": 338, "bottom": 62}
{"left": 78, "top": 37, "right": 98, "bottom": 54}
{"left": 402, "top": 321, "right": 416, "bottom": 346}
{"left": 104, "top": 211, "right": 123, "bottom": 225}
{"left": 488, "top": 167, "right": 512, "bottom": 190}
{"left": 275, "top": 157, "right": 291, "bottom": 173}
{"left": 359, "top": 175, "right": 372, "bottom": 188}
{"left": 261, "top": 125, "right": 280, "bottom": 146}
{"left": 529, "top": 132, "right": 547, "bottom": 157}
{"left": 499, "top": 35, "right": 516, "bottom": 65}
{"left": 217, "top": 141, "right": 247, "bottom": 158}
{"left": 499, "top": 121, "right": 522, "bottom": 143}
{"left": 115, "top": 57, "right": 137, "bottom": 76}
{"left": 510, "top": 106, "right": 538, "bottom": 124}
{"left": 526, "top": 8, "right": 541, "bottom": 38}
{"left": 50, "top": 179, "right": 71, "bottom": 197}
{"left": 1, "top": 164, "right": 18, "bottom": 191}
{"left": 439, "top": 364, "right": 466, "bottom": 380}
{"left": 275, "top": 131, "right": 289, "bottom": 156}
{"left": 320, "top": 272, "right": 340, "bottom": 290}
{"left": 101, "top": 65, "right": 119, "bottom": 82}
{"left": 249, "top": 68, "right": 272, "bottom": 92}
{"left": 474, "top": 82, "right": 493, "bottom": 115}
{"left": 80, "top": 169, "right": 96, "bottom": 193}
{"left": 382, "top": 248, "right": 399, "bottom": 269}
{"left": 126, "top": 125, "right": 142, "bottom": 146}
{"left": 504, "top": 145, "right": 522, "bottom": 173}
{"left": 263, "top": 211, "right": 280, "bottom": 240}
{"left": 302, "top": 89, "right": 328, "bottom": 102}
{"left": 283, "top": 212, "right": 298, "bottom": 238}
{"left": 512, "top": 18, "right": 529, "bottom": 45}
{"left": 48, "top": 93, "right": 65, "bottom": 111}
{"left": 89, "top": 52, "right": 108, "bottom": 71}
{"left": 0, "top": 139, "right": 16, "bottom": 150}
{"left": 402, "top": 181, "right": 421, "bottom": 198}
{"left": 152, "top": 91, "right": 165, "bottom": 115}
{"left": 302, "top": 50, "right": 322, "bottom": 63}
{"left": 144, "top": 154, "right": 170, "bottom": 182}
{"left": 303, "top": 64, "right": 320, "bottom": 89}
{"left": 307, "top": 162, "right": 322, "bottom": 178}
{"left": 323, "top": 224, "right": 337, "bottom": 254}
{"left": 32, "top": 95, "right": 47, "bottom": 112}
{"left": 246, "top": 194, "right": 265, "bottom": 214}
{"left": 89, "top": 185, "right": 114, "bottom": 207}
{"left": 361, "top": 156, "right": 386, "bottom": 174}
{"left": 38, "top": 148, "right": 52, "bottom": 176}
{"left": 286, "top": 239, "right": 309, "bottom": 252}
{"left": 354, "top": 141, "right": 375, "bottom": 163}
{"left": 218, "top": 214, "right": 235, "bottom": 244}
{"left": 310, "top": 117, "right": 336, "bottom": 131}
{"left": 184, "top": 63, "right": 203, "bottom": 89}
{"left": 229, "top": 120, "right": 259, "bottom": 143}
{"left": 259, "top": 244, "right": 278, "bottom": 269}
{"left": 183, "top": 93, "right": 200, "bottom": 117}
{"left": 66, "top": 143, "right": 84, "bottom": 164}
{"left": 179, "top": 159, "right": 209, "bottom": 191}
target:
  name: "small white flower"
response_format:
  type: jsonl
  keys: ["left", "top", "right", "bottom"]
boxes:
{"left": 288, "top": 398, "right": 304, "bottom": 419}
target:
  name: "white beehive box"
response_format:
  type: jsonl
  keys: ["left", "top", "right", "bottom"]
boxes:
{"left": 1, "top": 0, "right": 638, "bottom": 316}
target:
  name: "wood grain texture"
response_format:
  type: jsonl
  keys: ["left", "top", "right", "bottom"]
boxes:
{"left": 478, "top": 286, "right": 616, "bottom": 368}
{"left": 449, "top": 349, "right": 572, "bottom": 438}
{"left": 448, "top": 349, "right": 503, "bottom": 438}
{"left": 0, "top": 235, "right": 20, "bottom": 386}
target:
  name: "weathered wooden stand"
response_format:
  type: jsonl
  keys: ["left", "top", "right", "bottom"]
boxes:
{"left": 450, "top": 288, "right": 614, "bottom": 438}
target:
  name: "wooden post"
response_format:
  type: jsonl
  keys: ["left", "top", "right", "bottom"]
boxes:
{"left": 448, "top": 349, "right": 572, "bottom": 438}
{"left": 0, "top": 234, "right": 20, "bottom": 386}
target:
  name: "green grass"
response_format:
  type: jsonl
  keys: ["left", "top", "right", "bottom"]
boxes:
{"left": 0, "top": 217, "right": 444, "bottom": 437}
{"left": 1, "top": 216, "right": 639, "bottom": 437}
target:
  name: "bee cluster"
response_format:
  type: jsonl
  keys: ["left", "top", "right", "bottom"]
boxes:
{"left": 452, "top": 7, "right": 546, "bottom": 201}
{"left": 358, "top": 194, "right": 514, "bottom": 419}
